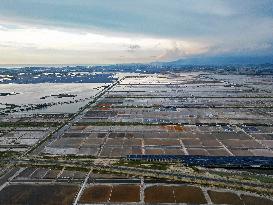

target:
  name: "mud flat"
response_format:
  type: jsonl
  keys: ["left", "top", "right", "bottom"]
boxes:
{"left": 110, "top": 185, "right": 140, "bottom": 202}
{"left": 144, "top": 185, "right": 175, "bottom": 203}
{"left": 173, "top": 186, "right": 207, "bottom": 204}
{"left": 79, "top": 185, "right": 111, "bottom": 203}
{"left": 0, "top": 184, "right": 78, "bottom": 205}
{"left": 208, "top": 190, "right": 244, "bottom": 205}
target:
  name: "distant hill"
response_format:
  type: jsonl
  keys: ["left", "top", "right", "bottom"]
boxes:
{"left": 164, "top": 55, "right": 273, "bottom": 65}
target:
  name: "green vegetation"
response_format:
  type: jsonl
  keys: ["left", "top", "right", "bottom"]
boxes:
{"left": 74, "top": 121, "right": 272, "bottom": 127}
{"left": 253, "top": 175, "right": 273, "bottom": 184}
{"left": 41, "top": 154, "right": 96, "bottom": 160}
{"left": 63, "top": 166, "right": 90, "bottom": 172}
{"left": 114, "top": 160, "right": 170, "bottom": 170}
{"left": 105, "top": 96, "right": 273, "bottom": 99}
{"left": 0, "top": 122, "right": 60, "bottom": 127}
{"left": 75, "top": 121, "right": 147, "bottom": 126}
{"left": 0, "top": 151, "right": 20, "bottom": 159}
{"left": 210, "top": 170, "right": 273, "bottom": 184}
{"left": 17, "top": 163, "right": 63, "bottom": 171}
{"left": 189, "top": 166, "right": 201, "bottom": 173}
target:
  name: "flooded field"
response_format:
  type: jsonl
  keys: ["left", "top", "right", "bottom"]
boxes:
{"left": 0, "top": 83, "right": 109, "bottom": 114}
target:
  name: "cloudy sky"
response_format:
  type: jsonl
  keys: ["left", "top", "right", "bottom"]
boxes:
{"left": 0, "top": 0, "right": 272, "bottom": 64}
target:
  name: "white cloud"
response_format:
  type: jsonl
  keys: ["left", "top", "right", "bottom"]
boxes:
{"left": 0, "top": 23, "right": 207, "bottom": 64}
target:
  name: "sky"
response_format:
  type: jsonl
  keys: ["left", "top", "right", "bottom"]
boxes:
{"left": 0, "top": 0, "right": 273, "bottom": 64}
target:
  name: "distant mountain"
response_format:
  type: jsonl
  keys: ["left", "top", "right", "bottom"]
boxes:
{"left": 164, "top": 55, "right": 273, "bottom": 65}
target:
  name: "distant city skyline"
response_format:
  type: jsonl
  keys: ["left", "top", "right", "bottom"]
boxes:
{"left": 0, "top": 0, "right": 273, "bottom": 64}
